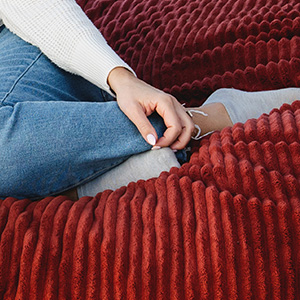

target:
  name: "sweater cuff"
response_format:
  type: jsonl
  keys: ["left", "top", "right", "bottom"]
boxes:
{"left": 69, "top": 33, "right": 136, "bottom": 96}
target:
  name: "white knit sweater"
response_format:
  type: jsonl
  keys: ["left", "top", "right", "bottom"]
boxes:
{"left": 0, "top": 0, "right": 135, "bottom": 94}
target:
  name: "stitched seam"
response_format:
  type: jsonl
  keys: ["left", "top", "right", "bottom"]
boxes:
{"left": 1, "top": 51, "right": 43, "bottom": 106}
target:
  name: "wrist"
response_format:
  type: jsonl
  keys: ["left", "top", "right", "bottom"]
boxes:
{"left": 107, "top": 67, "right": 136, "bottom": 94}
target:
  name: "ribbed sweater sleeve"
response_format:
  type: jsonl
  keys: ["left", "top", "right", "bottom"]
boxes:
{"left": 0, "top": 0, "right": 135, "bottom": 94}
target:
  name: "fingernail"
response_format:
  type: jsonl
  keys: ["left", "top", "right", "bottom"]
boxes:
{"left": 151, "top": 146, "right": 161, "bottom": 150}
{"left": 147, "top": 133, "right": 156, "bottom": 146}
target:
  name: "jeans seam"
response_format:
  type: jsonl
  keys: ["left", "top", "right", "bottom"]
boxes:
{"left": 1, "top": 51, "right": 43, "bottom": 106}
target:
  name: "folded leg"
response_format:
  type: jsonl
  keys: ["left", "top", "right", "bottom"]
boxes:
{"left": 0, "top": 100, "right": 167, "bottom": 199}
{"left": 0, "top": 26, "right": 170, "bottom": 199}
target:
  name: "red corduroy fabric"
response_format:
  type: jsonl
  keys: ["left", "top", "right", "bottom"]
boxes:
{"left": 76, "top": 0, "right": 300, "bottom": 105}
{"left": 1, "top": 102, "right": 300, "bottom": 299}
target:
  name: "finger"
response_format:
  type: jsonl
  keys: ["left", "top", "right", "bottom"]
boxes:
{"left": 155, "top": 98, "right": 195, "bottom": 148}
{"left": 155, "top": 125, "right": 182, "bottom": 147}
{"left": 123, "top": 102, "right": 158, "bottom": 146}
{"left": 170, "top": 125, "right": 194, "bottom": 149}
{"left": 170, "top": 127, "right": 193, "bottom": 149}
{"left": 169, "top": 107, "right": 195, "bottom": 149}
{"left": 154, "top": 103, "right": 183, "bottom": 147}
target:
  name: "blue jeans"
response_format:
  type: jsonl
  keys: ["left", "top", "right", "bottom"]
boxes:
{"left": 0, "top": 26, "right": 167, "bottom": 199}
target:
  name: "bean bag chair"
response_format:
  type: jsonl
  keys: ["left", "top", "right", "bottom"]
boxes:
{"left": 1, "top": 0, "right": 300, "bottom": 299}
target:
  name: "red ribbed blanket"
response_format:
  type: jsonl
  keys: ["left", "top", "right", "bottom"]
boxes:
{"left": 1, "top": 102, "right": 300, "bottom": 299}
{"left": 1, "top": 0, "right": 300, "bottom": 299}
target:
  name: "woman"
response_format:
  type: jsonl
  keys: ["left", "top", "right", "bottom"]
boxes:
{"left": 0, "top": 0, "right": 298, "bottom": 200}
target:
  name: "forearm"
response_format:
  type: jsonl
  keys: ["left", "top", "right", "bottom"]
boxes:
{"left": 0, "top": 0, "right": 135, "bottom": 94}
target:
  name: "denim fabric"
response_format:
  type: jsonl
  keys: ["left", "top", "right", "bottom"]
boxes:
{"left": 0, "top": 26, "right": 166, "bottom": 199}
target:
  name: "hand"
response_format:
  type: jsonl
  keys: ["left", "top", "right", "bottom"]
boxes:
{"left": 107, "top": 67, "right": 195, "bottom": 150}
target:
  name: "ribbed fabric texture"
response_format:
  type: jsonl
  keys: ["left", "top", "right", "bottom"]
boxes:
{"left": 1, "top": 1, "right": 300, "bottom": 299}
{"left": 1, "top": 101, "right": 300, "bottom": 299}
{"left": 77, "top": 0, "right": 300, "bottom": 105}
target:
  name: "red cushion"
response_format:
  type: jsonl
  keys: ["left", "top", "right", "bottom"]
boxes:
{"left": 77, "top": 0, "right": 300, "bottom": 105}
